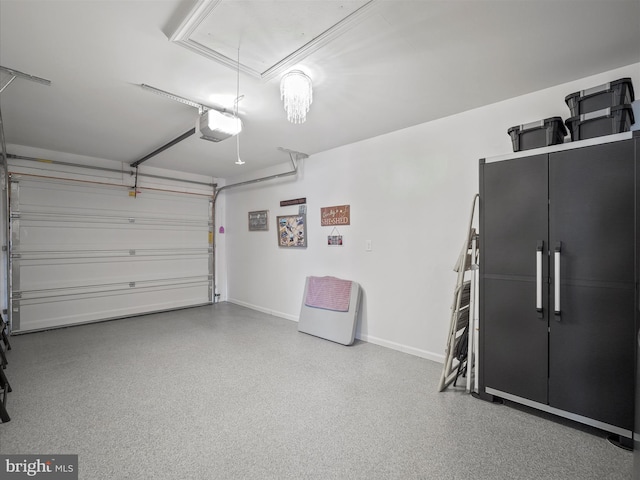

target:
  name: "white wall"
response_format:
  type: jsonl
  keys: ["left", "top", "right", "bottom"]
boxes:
{"left": 220, "top": 62, "right": 640, "bottom": 362}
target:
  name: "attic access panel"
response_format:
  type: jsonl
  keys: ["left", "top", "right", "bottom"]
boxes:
{"left": 170, "top": 0, "right": 376, "bottom": 80}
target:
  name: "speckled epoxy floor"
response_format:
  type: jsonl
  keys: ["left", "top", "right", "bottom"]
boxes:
{"left": 0, "top": 302, "right": 632, "bottom": 479}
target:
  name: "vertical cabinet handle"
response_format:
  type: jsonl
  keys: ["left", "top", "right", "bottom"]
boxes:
{"left": 554, "top": 242, "right": 562, "bottom": 316}
{"left": 536, "top": 241, "right": 543, "bottom": 313}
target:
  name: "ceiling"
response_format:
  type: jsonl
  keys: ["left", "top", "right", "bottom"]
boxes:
{"left": 0, "top": 0, "right": 639, "bottom": 180}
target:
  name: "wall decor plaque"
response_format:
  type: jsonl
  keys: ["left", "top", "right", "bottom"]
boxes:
{"left": 248, "top": 210, "right": 269, "bottom": 231}
{"left": 321, "top": 205, "right": 350, "bottom": 226}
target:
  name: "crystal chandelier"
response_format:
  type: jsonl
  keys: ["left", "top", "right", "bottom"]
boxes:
{"left": 280, "top": 70, "right": 313, "bottom": 124}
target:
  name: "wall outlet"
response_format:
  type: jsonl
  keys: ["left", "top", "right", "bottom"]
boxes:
{"left": 366, "top": 240, "right": 372, "bottom": 252}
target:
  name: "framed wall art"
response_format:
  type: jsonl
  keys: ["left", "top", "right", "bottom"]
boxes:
{"left": 277, "top": 214, "right": 307, "bottom": 248}
{"left": 321, "top": 204, "right": 350, "bottom": 226}
{"left": 248, "top": 210, "right": 269, "bottom": 231}
{"left": 327, "top": 227, "right": 343, "bottom": 246}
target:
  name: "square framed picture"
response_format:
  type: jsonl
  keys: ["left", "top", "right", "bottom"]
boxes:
{"left": 328, "top": 235, "right": 343, "bottom": 246}
{"left": 277, "top": 214, "right": 307, "bottom": 248}
{"left": 248, "top": 210, "right": 269, "bottom": 231}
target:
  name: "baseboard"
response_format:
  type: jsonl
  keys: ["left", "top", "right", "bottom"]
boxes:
{"left": 226, "top": 299, "right": 444, "bottom": 363}
{"left": 357, "top": 333, "right": 445, "bottom": 363}
{"left": 227, "top": 298, "right": 298, "bottom": 322}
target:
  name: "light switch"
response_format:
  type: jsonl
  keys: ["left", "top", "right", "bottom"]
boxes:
{"left": 366, "top": 240, "right": 372, "bottom": 251}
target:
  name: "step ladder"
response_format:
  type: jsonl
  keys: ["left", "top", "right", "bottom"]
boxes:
{"left": 438, "top": 194, "right": 479, "bottom": 392}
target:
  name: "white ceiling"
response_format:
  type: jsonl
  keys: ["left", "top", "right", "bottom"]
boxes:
{"left": 1, "top": 0, "right": 639, "bottom": 179}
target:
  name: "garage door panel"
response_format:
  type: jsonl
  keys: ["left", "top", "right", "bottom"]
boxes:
{"left": 16, "top": 282, "right": 211, "bottom": 332}
{"left": 18, "top": 255, "right": 210, "bottom": 290}
{"left": 10, "top": 176, "right": 213, "bottom": 332}
{"left": 18, "top": 182, "right": 210, "bottom": 220}
{"left": 17, "top": 223, "right": 208, "bottom": 251}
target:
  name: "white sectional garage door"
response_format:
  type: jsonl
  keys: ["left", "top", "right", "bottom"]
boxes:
{"left": 9, "top": 175, "right": 213, "bottom": 332}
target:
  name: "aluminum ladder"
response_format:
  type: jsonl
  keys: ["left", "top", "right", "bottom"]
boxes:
{"left": 438, "top": 194, "right": 479, "bottom": 392}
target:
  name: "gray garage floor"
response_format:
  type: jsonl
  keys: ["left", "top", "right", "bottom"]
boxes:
{"left": 0, "top": 302, "right": 632, "bottom": 479}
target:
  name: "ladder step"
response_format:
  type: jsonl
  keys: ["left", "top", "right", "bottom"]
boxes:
{"left": 453, "top": 332, "right": 468, "bottom": 361}
{"left": 459, "top": 282, "right": 471, "bottom": 305}
{"left": 456, "top": 308, "right": 469, "bottom": 330}
{"left": 454, "top": 253, "right": 472, "bottom": 272}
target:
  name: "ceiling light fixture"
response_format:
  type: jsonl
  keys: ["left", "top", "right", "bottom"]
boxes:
{"left": 280, "top": 70, "right": 313, "bottom": 124}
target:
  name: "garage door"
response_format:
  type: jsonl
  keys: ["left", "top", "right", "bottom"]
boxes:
{"left": 9, "top": 174, "right": 213, "bottom": 332}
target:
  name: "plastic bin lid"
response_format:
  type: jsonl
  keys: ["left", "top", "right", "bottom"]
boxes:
{"left": 507, "top": 116, "right": 566, "bottom": 134}
{"left": 565, "top": 77, "right": 634, "bottom": 102}
{"left": 564, "top": 103, "right": 635, "bottom": 125}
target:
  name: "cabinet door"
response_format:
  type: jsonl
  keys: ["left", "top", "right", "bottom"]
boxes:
{"left": 480, "top": 154, "right": 549, "bottom": 404}
{"left": 549, "top": 140, "right": 635, "bottom": 430}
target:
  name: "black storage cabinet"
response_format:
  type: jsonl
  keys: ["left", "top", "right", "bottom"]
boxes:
{"left": 478, "top": 131, "right": 638, "bottom": 440}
